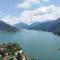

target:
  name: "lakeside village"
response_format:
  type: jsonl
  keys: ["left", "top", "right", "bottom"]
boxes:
{"left": 0, "top": 42, "right": 27, "bottom": 60}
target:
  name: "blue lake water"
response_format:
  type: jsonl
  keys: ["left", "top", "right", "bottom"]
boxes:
{"left": 0, "top": 30, "right": 60, "bottom": 60}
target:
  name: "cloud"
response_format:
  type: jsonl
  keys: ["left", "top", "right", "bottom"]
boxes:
{"left": 16, "top": 0, "right": 49, "bottom": 9}
{"left": 1, "top": 5, "right": 60, "bottom": 25}
{"left": 1, "top": 15, "right": 19, "bottom": 25}
{"left": 18, "top": 5, "right": 60, "bottom": 24}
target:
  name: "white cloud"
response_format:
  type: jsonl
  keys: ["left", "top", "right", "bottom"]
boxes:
{"left": 1, "top": 15, "right": 19, "bottom": 25}
{"left": 16, "top": 0, "right": 49, "bottom": 9}
{"left": 18, "top": 5, "right": 60, "bottom": 24}
{"left": 17, "top": 1, "right": 32, "bottom": 9}
{"left": 1, "top": 5, "right": 60, "bottom": 25}
{"left": 43, "top": 0, "right": 49, "bottom": 2}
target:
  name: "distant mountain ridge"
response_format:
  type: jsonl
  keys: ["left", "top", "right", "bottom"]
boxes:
{"left": 14, "top": 22, "right": 29, "bottom": 29}
{"left": 28, "top": 21, "right": 54, "bottom": 31}
{"left": 28, "top": 18, "right": 60, "bottom": 35}
{"left": 14, "top": 18, "right": 60, "bottom": 35}
{"left": 0, "top": 20, "right": 19, "bottom": 32}
{"left": 49, "top": 18, "right": 60, "bottom": 35}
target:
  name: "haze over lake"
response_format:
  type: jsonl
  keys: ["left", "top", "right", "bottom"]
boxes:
{"left": 0, "top": 30, "right": 60, "bottom": 60}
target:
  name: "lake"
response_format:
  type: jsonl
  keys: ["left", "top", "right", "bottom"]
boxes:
{"left": 0, "top": 29, "right": 60, "bottom": 60}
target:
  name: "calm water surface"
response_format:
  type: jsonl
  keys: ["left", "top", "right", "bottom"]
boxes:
{"left": 0, "top": 30, "right": 60, "bottom": 60}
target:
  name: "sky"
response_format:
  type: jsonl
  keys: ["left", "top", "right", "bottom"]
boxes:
{"left": 0, "top": 0, "right": 60, "bottom": 25}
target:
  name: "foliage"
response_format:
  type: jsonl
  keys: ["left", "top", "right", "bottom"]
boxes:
{"left": 0, "top": 42, "right": 22, "bottom": 56}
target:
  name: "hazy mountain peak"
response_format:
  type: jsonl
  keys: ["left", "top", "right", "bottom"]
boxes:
{"left": 0, "top": 20, "right": 19, "bottom": 32}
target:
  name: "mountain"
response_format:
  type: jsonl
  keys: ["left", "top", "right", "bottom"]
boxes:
{"left": 0, "top": 20, "right": 19, "bottom": 32}
{"left": 28, "top": 21, "right": 54, "bottom": 31}
{"left": 14, "top": 18, "right": 60, "bottom": 35}
{"left": 49, "top": 18, "right": 60, "bottom": 35}
{"left": 28, "top": 18, "right": 60, "bottom": 35}
{"left": 14, "top": 22, "right": 29, "bottom": 29}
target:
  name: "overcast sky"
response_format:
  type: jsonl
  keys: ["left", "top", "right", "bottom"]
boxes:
{"left": 0, "top": 0, "right": 60, "bottom": 25}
